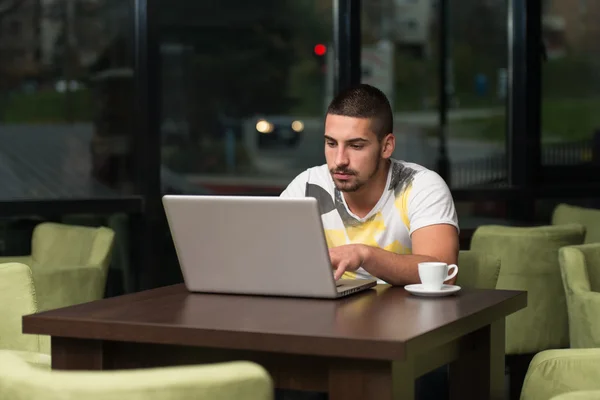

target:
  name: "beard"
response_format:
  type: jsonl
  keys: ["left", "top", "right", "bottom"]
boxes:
{"left": 330, "top": 160, "right": 380, "bottom": 192}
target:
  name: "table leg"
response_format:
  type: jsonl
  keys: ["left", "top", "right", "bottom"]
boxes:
{"left": 449, "top": 320, "right": 506, "bottom": 400}
{"left": 51, "top": 337, "right": 105, "bottom": 370}
{"left": 328, "top": 359, "right": 414, "bottom": 400}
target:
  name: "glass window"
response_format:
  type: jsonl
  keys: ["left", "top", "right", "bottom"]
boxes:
{"left": 360, "top": 0, "right": 508, "bottom": 190}
{"left": 455, "top": 199, "right": 514, "bottom": 249}
{"left": 158, "top": 0, "right": 333, "bottom": 196}
{"left": 541, "top": 0, "right": 600, "bottom": 166}
{"left": 0, "top": 0, "right": 136, "bottom": 200}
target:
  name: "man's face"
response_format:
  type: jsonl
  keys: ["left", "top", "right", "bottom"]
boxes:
{"left": 324, "top": 114, "right": 385, "bottom": 192}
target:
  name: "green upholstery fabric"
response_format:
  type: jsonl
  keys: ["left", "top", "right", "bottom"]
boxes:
{"left": 552, "top": 204, "right": 600, "bottom": 244}
{"left": 520, "top": 349, "right": 600, "bottom": 400}
{"left": 0, "top": 222, "right": 115, "bottom": 311}
{"left": 29, "top": 222, "right": 114, "bottom": 269}
{"left": 0, "top": 351, "right": 273, "bottom": 400}
{"left": 551, "top": 391, "right": 600, "bottom": 400}
{"left": 0, "top": 263, "right": 50, "bottom": 358}
{"left": 455, "top": 250, "right": 501, "bottom": 289}
{"left": 470, "top": 224, "right": 586, "bottom": 355}
{"left": 62, "top": 213, "right": 133, "bottom": 294}
{"left": 558, "top": 244, "right": 600, "bottom": 348}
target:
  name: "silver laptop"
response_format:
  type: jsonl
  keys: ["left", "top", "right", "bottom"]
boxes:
{"left": 162, "top": 195, "right": 377, "bottom": 299}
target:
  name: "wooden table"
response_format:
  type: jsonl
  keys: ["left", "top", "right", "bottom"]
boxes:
{"left": 23, "top": 283, "right": 526, "bottom": 400}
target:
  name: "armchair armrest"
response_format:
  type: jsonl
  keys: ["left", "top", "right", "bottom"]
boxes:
{"left": 521, "top": 349, "right": 600, "bottom": 400}
{"left": 568, "top": 291, "right": 600, "bottom": 348}
{"left": 0, "top": 354, "right": 273, "bottom": 400}
{"left": 0, "top": 256, "right": 32, "bottom": 267}
{"left": 2, "top": 350, "right": 51, "bottom": 368}
{"left": 551, "top": 391, "right": 600, "bottom": 400}
{"left": 31, "top": 266, "right": 106, "bottom": 312}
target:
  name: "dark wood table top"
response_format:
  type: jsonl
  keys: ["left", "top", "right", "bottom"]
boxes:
{"left": 23, "top": 283, "right": 526, "bottom": 361}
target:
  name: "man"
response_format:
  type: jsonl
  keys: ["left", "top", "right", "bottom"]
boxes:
{"left": 280, "top": 83, "right": 459, "bottom": 286}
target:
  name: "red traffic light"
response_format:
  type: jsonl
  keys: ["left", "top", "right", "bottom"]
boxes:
{"left": 314, "top": 43, "right": 327, "bottom": 56}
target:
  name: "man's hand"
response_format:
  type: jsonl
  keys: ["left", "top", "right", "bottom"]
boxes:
{"left": 329, "top": 244, "right": 368, "bottom": 280}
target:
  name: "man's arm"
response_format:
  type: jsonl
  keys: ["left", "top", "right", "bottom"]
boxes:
{"left": 330, "top": 169, "right": 459, "bottom": 285}
{"left": 359, "top": 223, "right": 459, "bottom": 285}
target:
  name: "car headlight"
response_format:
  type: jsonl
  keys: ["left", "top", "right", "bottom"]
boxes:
{"left": 291, "top": 120, "right": 304, "bottom": 132}
{"left": 256, "top": 119, "right": 274, "bottom": 134}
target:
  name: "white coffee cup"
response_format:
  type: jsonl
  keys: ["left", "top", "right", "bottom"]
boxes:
{"left": 418, "top": 262, "right": 458, "bottom": 291}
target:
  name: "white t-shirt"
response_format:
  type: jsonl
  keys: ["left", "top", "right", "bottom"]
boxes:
{"left": 280, "top": 158, "right": 459, "bottom": 281}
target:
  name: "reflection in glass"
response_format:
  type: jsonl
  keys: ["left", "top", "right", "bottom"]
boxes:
{"left": 359, "top": 1, "right": 509, "bottom": 227}
{"left": 360, "top": 1, "right": 508, "bottom": 191}
{"left": 541, "top": 0, "right": 600, "bottom": 165}
{"left": 0, "top": 0, "right": 135, "bottom": 199}
{"left": 159, "top": 0, "right": 333, "bottom": 194}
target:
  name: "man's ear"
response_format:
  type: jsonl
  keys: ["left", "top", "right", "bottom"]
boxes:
{"left": 381, "top": 133, "right": 395, "bottom": 158}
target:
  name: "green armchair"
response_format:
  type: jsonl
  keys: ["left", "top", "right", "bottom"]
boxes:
{"left": 0, "top": 222, "right": 115, "bottom": 311}
{"left": 470, "top": 224, "right": 586, "bottom": 355}
{"left": 520, "top": 349, "right": 600, "bottom": 400}
{"left": 0, "top": 351, "right": 273, "bottom": 400}
{"left": 0, "top": 262, "right": 50, "bottom": 362}
{"left": 456, "top": 250, "right": 501, "bottom": 289}
{"left": 558, "top": 243, "right": 600, "bottom": 348}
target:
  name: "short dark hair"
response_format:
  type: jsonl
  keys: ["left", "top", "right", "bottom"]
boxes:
{"left": 326, "top": 83, "right": 393, "bottom": 140}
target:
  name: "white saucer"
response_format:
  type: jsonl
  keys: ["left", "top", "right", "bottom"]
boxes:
{"left": 404, "top": 284, "right": 461, "bottom": 297}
